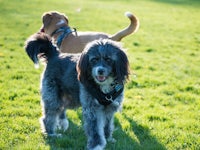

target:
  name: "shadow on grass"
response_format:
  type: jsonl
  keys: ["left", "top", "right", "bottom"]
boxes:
{"left": 44, "top": 113, "right": 166, "bottom": 150}
{"left": 152, "top": 0, "right": 200, "bottom": 6}
{"left": 45, "top": 119, "right": 86, "bottom": 150}
{"left": 124, "top": 114, "right": 166, "bottom": 150}
{"left": 106, "top": 115, "right": 166, "bottom": 150}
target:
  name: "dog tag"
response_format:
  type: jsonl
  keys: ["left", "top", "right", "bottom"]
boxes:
{"left": 114, "top": 84, "right": 123, "bottom": 92}
{"left": 105, "top": 95, "right": 113, "bottom": 102}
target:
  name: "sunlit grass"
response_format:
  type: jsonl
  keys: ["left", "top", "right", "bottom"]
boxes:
{"left": 0, "top": 0, "right": 200, "bottom": 149}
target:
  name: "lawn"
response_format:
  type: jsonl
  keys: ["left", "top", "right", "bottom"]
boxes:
{"left": 0, "top": 0, "right": 200, "bottom": 149}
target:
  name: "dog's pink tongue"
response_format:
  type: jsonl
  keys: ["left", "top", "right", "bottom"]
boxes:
{"left": 97, "top": 76, "right": 106, "bottom": 82}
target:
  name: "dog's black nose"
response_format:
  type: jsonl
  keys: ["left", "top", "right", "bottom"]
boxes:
{"left": 98, "top": 68, "right": 105, "bottom": 75}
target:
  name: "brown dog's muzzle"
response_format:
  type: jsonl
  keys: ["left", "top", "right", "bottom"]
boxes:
{"left": 40, "top": 27, "right": 45, "bottom": 32}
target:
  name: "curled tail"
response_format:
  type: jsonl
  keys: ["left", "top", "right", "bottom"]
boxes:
{"left": 110, "top": 12, "right": 140, "bottom": 41}
{"left": 24, "top": 32, "right": 58, "bottom": 68}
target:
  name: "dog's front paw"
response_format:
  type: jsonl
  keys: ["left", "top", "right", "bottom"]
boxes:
{"left": 88, "top": 140, "right": 106, "bottom": 150}
{"left": 90, "top": 145, "right": 104, "bottom": 150}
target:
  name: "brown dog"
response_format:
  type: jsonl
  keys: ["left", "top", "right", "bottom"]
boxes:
{"left": 40, "top": 11, "right": 139, "bottom": 53}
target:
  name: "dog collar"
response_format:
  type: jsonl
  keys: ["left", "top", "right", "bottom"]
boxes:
{"left": 51, "top": 27, "right": 77, "bottom": 48}
{"left": 86, "top": 83, "right": 124, "bottom": 106}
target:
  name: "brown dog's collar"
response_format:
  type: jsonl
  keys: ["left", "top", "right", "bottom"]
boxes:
{"left": 51, "top": 26, "right": 69, "bottom": 37}
{"left": 51, "top": 27, "right": 77, "bottom": 48}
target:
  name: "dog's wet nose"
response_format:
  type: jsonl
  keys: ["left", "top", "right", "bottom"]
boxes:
{"left": 40, "top": 28, "right": 45, "bottom": 33}
{"left": 98, "top": 68, "right": 105, "bottom": 75}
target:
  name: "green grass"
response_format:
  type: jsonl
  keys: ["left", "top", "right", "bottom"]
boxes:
{"left": 0, "top": 0, "right": 200, "bottom": 149}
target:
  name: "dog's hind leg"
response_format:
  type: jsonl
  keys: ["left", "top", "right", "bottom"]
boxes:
{"left": 39, "top": 96, "right": 68, "bottom": 136}
{"left": 40, "top": 80, "right": 65, "bottom": 137}
{"left": 58, "top": 109, "right": 69, "bottom": 132}
{"left": 40, "top": 109, "right": 60, "bottom": 136}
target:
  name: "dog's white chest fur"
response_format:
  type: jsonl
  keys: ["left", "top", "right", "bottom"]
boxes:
{"left": 99, "top": 77, "right": 115, "bottom": 94}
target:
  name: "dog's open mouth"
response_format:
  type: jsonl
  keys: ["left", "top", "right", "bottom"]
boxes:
{"left": 96, "top": 75, "right": 107, "bottom": 82}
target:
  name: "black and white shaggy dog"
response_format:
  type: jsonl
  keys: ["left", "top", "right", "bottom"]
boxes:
{"left": 25, "top": 32, "right": 129, "bottom": 150}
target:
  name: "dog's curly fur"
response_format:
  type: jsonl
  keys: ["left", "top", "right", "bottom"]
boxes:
{"left": 25, "top": 32, "right": 129, "bottom": 150}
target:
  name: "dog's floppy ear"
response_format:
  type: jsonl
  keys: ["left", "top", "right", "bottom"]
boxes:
{"left": 42, "top": 13, "right": 52, "bottom": 28}
{"left": 61, "top": 13, "right": 69, "bottom": 24}
{"left": 77, "top": 52, "right": 90, "bottom": 83}
{"left": 115, "top": 49, "right": 129, "bottom": 83}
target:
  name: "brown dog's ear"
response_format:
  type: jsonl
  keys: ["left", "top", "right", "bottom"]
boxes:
{"left": 61, "top": 13, "right": 69, "bottom": 24}
{"left": 42, "top": 13, "right": 52, "bottom": 28}
{"left": 76, "top": 52, "right": 90, "bottom": 83}
{"left": 115, "top": 50, "right": 129, "bottom": 83}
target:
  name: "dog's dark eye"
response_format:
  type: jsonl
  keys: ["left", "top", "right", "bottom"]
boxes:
{"left": 104, "top": 57, "right": 112, "bottom": 63}
{"left": 90, "top": 57, "right": 99, "bottom": 64}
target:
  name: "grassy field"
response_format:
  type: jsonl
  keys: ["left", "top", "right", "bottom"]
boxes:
{"left": 0, "top": 0, "right": 200, "bottom": 149}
